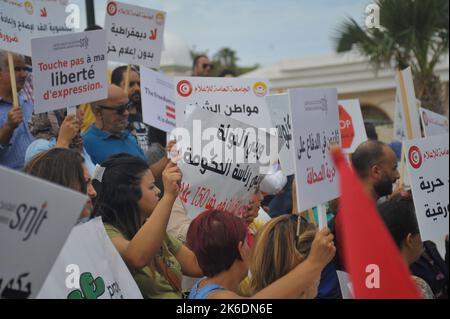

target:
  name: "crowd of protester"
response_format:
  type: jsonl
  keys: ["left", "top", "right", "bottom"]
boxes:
{"left": 0, "top": 50, "right": 448, "bottom": 299}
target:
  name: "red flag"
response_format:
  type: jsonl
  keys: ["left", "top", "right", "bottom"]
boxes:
{"left": 331, "top": 148, "right": 421, "bottom": 299}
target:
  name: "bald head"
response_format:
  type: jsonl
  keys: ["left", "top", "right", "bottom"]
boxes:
{"left": 92, "top": 84, "right": 130, "bottom": 134}
{"left": 351, "top": 140, "right": 400, "bottom": 198}
{"left": 93, "top": 84, "right": 128, "bottom": 108}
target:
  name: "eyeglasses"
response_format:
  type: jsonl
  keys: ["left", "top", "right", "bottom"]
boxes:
{"left": 202, "top": 63, "right": 213, "bottom": 70}
{"left": 98, "top": 102, "right": 131, "bottom": 115}
{"left": 14, "top": 66, "right": 29, "bottom": 72}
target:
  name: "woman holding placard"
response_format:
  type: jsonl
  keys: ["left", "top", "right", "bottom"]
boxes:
{"left": 92, "top": 154, "right": 203, "bottom": 299}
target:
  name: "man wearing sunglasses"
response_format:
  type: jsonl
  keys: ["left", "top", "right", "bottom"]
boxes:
{"left": 0, "top": 51, "right": 34, "bottom": 170}
{"left": 82, "top": 84, "right": 146, "bottom": 165}
{"left": 192, "top": 54, "right": 213, "bottom": 77}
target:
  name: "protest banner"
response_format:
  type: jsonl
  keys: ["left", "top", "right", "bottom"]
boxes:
{"left": 289, "top": 88, "right": 341, "bottom": 218}
{"left": 404, "top": 134, "right": 449, "bottom": 243}
{"left": 172, "top": 106, "right": 279, "bottom": 219}
{"left": 0, "top": 0, "right": 75, "bottom": 56}
{"left": 0, "top": 166, "right": 87, "bottom": 299}
{"left": 267, "top": 93, "right": 295, "bottom": 176}
{"left": 105, "top": 0, "right": 166, "bottom": 69}
{"left": 37, "top": 218, "right": 142, "bottom": 299}
{"left": 141, "top": 67, "right": 176, "bottom": 133}
{"left": 420, "top": 107, "right": 449, "bottom": 137}
{"left": 338, "top": 99, "right": 367, "bottom": 154}
{"left": 31, "top": 30, "right": 108, "bottom": 114}
{"left": 174, "top": 77, "right": 273, "bottom": 129}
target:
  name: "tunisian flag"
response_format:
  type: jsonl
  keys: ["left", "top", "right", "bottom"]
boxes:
{"left": 331, "top": 148, "right": 421, "bottom": 299}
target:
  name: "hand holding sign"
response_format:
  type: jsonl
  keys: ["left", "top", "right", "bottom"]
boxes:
{"left": 162, "top": 161, "right": 182, "bottom": 200}
{"left": 56, "top": 114, "right": 79, "bottom": 148}
{"left": 5, "top": 104, "right": 23, "bottom": 130}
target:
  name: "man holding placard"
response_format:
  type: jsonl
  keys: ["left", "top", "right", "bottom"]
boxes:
{"left": 0, "top": 51, "right": 34, "bottom": 170}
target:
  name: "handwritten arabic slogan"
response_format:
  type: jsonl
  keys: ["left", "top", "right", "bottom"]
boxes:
{"left": 0, "top": 166, "right": 87, "bottom": 299}
{"left": 338, "top": 100, "right": 367, "bottom": 154}
{"left": 419, "top": 107, "right": 449, "bottom": 137}
{"left": 31, "top": 30, "right": 108, "bottom": 114}
{"left": 0, "top": 0, "right": 74, "bottom": 56}
{"left": 267, "top": 93, "right": 295, "bottom": 176}
{"left": 105, "top": 1, "right": 166, "bottom": 69}
{"left": 37, "top": 218, "right": 142, "bottom": 299}
{"left": 404, "top": 134, "right": 449, "bottom": 242}
{"left": 141, "top": 67, "right": 176, "bottom": 133}
{"left": 174, "top": 77, "right": 273, "bottom": 129}
{"left": 289, "top": 88, "right": 341, "bottom": 212}
{"left": 176, "top": 107, "right": 266, "bottom": 219}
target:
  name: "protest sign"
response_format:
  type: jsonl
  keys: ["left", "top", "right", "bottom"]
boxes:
{"left": 174, "top": 77, "right": 273, "bottom": 129}
{"left": 105, "top": 0, "right": 166, "bottom": 69}
{"left": 37, "top": 218, "right": 142, "bottom": 299}
{"left": 289, "top": 88, "right": 341, "bottom": 212}
{"left": 172, "top": 106, "right": 278, "bottom": 219}
{"left": 267, "top": 93, "right": 295, "bottom": 176}
{"left": 396, "top": 68, "right": 422, "bottom": 140}
{"left": 0, "top": 0, "right": 74, "bottom": 56}
{"left": 141, "top": 67, "right": 176, "bottom": 133}
{"left": 0, "top": 166, "right": 87, "bottom": 299}
{"left": 338, "top": 99, "right": 367, "bottom": 154}
{"left": 404, "top": 134, "right": 449, "bottom": 242}
{"left": 420, "top": 107, "right": 449, "bottom": 137}
{"left": 31, "top": 30, "right": 108, "bottom": 114}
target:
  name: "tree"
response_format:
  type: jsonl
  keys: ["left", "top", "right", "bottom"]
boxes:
{"left": 334, "top": 0, "right": 449, "bottom": 114}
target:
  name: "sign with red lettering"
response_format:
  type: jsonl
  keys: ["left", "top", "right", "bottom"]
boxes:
{"left": 31, "top": 30, "right": 108, "bottom": 114}
{"left": 338, "top": 100, "right": 367, "bottom": 154}
{"left": 105, "top": 1, "right": 166, "bottom": 69}
{"left": 0, "top": 0, "right": 75, "bottom": 56}
{"left": 290, "top": 88, "right": 341, "bottom": 212}
{"left": 141, "top": 67, "right": 176, "bottom": 133}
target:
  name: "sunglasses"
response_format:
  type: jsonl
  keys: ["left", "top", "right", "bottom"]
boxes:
{"left": 98, "top": 102, "right": 131, "bottom": 115}
{"left": 202, "top": 63, "right": 213, "bottom": 70}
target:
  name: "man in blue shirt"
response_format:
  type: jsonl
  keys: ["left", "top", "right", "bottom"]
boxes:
{"left": 0, "top": 51, "right": 34, "bottom": 170}
{"left": 82, "top": 84, "right": 146, "bottom": 165}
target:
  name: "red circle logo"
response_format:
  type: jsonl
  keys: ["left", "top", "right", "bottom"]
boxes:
{"left": 107, "top": 1, "right": 118, "bottom": 16}
{"left": 408, "top": 146, "right": 422, "bottom": 169}
{"left": 177, "top": 80, "right": 193, "bottom": 97}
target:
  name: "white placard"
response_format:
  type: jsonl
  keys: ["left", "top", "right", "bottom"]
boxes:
{"left": 396, "top": 68, "right": 422, "bottom": 139}
{"left": 31, "top": 30, "right": 108, "bottom": 114}
{"left": 37, "top": 218, "right": 142, "bottom": 299}
{"left": 174, "top": 77, "right": 272, "bottom": 129}
{"left": 173, "top": 106, "right": 278, "bottom": 219}
{"left": 0, "top": 0, "right": 75, "bottom": 56}
{"left": 404, "top": 134, "right": 449, "bottom": 242}
{"left": 141, "top": 67, "right": 176, "bottom": 133}
{"left": 338, "top": 99, "right": 367, "bottom": 154}
{"left": 289, "top": 88, "right": 341, "bottom": 212}
{"left": 420, "top": 107, "right": 449, "bottom": 137}
{"left": 266, "top": 93, "right": 295, "bottom": 176}
{"left": 0, "top": 166, "right": 87, "bottom": 299}
{"left": 105, "top": 0, "right": 166, "bottom": 69}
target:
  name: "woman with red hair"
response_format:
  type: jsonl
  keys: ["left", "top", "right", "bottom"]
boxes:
{"left": 187, "top": 210, "right": 335, "bottom": 299}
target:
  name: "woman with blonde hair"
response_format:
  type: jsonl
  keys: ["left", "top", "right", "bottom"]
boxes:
{"left": 250, "top": 215, "right": 319, "bottom": 298}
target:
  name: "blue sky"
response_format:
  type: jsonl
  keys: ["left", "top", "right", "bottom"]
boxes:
{"left": 77, "top": 0, "right": 370, "bottom": 67}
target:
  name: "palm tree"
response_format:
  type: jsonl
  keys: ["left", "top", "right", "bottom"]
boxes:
{"left": 334, "top": 0, "right": 449, "bottom": 114}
